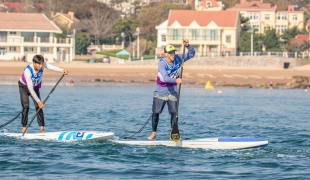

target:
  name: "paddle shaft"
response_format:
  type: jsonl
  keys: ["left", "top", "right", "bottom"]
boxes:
{"left": 170, "top": 44, "right": 186, "bottom": 142}
{"left": 22, "top": 74, "right": 65, "bottom": 136}
{"left": 176, "top": 45, "right": 186, "bottom": 115}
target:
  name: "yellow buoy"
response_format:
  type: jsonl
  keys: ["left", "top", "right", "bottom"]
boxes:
{"left": 205, "top": 81, "right": 214, "bottom": 90}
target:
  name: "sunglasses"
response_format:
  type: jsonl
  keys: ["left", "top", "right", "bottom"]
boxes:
{"left": 168, "top": 51, "right": 175, "bottom": 55}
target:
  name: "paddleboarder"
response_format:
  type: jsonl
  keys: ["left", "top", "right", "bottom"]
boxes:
{"left": 148, "top": 38, "right": 195, "bottom": 140}
{"left": 19, "top": 55, "right": 68, "bottom": 133}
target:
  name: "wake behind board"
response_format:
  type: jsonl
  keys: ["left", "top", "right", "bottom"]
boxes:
{"left": 0, "top": 131, "right": 114, "bottom": 142}
{"left": 114, "top": 137, "right": 268, "bottom": 150}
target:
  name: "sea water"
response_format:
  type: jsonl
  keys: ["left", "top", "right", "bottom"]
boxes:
{"left": 0, "top": 84, "right": 309, "bottom": 179}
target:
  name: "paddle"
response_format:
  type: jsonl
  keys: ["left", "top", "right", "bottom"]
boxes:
{"left": 170, "top": 44, "right": 186, "bottom": 143}
{"left": 22, "top": 74, "right": 65, "bottom": 136}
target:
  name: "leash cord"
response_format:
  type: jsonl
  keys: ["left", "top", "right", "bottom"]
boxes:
{"left": 124, "top": 113, "right": 152, "bottom": 139}
{"left": 0, "top": 111, "right": 21, "bottom": 129}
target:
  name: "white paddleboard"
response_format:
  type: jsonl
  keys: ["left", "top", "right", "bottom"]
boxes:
{"left": 114, "top": 137, "right": 268, "bottom": 150}
{"left": 0, "top": 131, "right": 114, "bottom": 142}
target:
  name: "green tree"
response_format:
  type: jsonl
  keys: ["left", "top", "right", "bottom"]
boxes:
{"left": 239, "top": 32, "right": 251, "bottom": 52}
{"left": 139, "top": 38, "right": 157, "bottom": 56}
{"left": 54, "top": 25, "right": 69, "bottom": 38}
{"left": 263, "top": 29, "right": 281, "bottom": 51}
{"left": 300, "top": 40, "right": 310, "bottom": 52}
{"left": 281, "top": 26, "right": 302, "bottom": 42}
{"left": 240, "top": 14, "right": 250, "bottom": 32}
{"left": 281, "top": 26, "right": 308, "bottom": 51}
{"left": 75, "top": 32, "right": 91, "bottom": 54}
{"left": 112, "top": 18, "right": 139, "bottom": 45}
{"left": 240, "top": 29, "right": 278, "bottom": 52}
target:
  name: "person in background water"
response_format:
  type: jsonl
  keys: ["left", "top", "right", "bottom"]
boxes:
{"left": 269, "top": 80, "right": 273, "bottom": 89}
{"left": 19, "top": 55, "right": 69, "bottom": 133}
{"left": 69, "top": 79, "right": 74, "bottom": 86}
{"left": 148, "top": 38, "right": 195, "bottom": 140}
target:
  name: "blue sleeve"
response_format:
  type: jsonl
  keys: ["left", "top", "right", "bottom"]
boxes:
{"left": 175, "top": 45, "right": 195, "bottom": 63}
{"left": 158, "top": 61, "right": 176, "bottom": 83}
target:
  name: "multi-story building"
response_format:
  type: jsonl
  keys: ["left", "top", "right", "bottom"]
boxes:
{"left": 0, "top": 12, "right": 74, "bottom": 63}
{"left": 227, "top": 0, "right": 305, "bottom": 34}
{"left": 156, "top": 10, "right": 240, "bottom": 56}
{"left": 51, "top": 12, "right": 79, "bottom": 30}
{"left": 195, "top": 0, "right": 224, "bottom": 11}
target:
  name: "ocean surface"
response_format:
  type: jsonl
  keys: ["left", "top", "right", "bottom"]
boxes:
{"left": 0, "top": 83, "right": 309, "bottom": 179}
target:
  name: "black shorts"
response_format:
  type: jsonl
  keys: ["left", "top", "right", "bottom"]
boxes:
{"left": 152, "top": 96, "right": 178, "bottom": 114}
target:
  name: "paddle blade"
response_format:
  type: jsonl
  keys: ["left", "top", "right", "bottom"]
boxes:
{"left": 170, "top": 123, "right": 181, "bottom": 142}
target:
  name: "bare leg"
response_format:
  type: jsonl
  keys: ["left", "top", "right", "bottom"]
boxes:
{"left": 40, "top": 126, "right": 44, "bottom": 133}
{"left": 22, "top": 127, "right": 27, "bottom": 134}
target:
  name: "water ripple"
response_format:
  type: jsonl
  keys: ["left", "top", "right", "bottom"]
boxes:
{"left": 0, "top": 85, "right": 309, "bottom": 179}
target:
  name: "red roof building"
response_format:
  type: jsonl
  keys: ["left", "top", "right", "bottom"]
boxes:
{"left": 227, "top": 0, "right": 304, "bottom": 34}
{"left": 51, "top": 12, "right": 80, "bottom": 29}
{"left": 229, "top": 0, "right": 276, "bottom": 11}
{"left": 290, "top": 34, "right": 310, "bottom": 45}
{"left": 0, "top": 2, "right": 44, "bottom": 11}
{"left": 168, "top": 10, "right": 238, "bottom": 27}
{"left": 0, "top": 12, "right": 60, "bottom": 32}
{"left": 0, "top": 12, "right": 74, "bottom": 63}
{"left": 196, "top": 0, "right": 224, "bottom": 11}
{"left": 157, "top": 10, "right": 240, "bottom": 56}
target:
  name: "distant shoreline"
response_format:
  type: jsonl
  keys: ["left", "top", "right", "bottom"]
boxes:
{"left": 1, "top": 61, "right": 310, "bottom": 88}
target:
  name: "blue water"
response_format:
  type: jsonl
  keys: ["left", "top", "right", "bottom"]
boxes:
{"left": 0, "top": 84, "right": 309, "bottom": 179}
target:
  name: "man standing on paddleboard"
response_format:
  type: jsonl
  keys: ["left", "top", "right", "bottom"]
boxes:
{"left": 19, "top": 55, "right": 68, "bottom": 133}
{"left": 148, "top": 38, "right": 195, "bottom": 140}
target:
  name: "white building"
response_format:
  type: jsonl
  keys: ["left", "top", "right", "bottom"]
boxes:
{"left": 156, "top": 10, "right": 240, "bottom": 56}
{"left": 0, "top": 12, "right": 74, "bottom": 63}
{"left": 196, "top": 0, "right": 225, "bottom": 11}
{"left": 227, "top": 0, "right": 305, "bottom": 34}
{"left": 155, "top": 20, "right": 168, "bottom": 56}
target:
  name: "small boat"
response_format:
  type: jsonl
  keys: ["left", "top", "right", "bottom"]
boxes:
{"left": 0, "top": 131, "right": 114, "bottom": 142}
{"left": 114, "top": 137, "right": 268, "bottom": 150}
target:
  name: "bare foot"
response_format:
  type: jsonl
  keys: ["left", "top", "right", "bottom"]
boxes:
{"left": 148, "top": 132, "right": 156, "bottom": 140}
